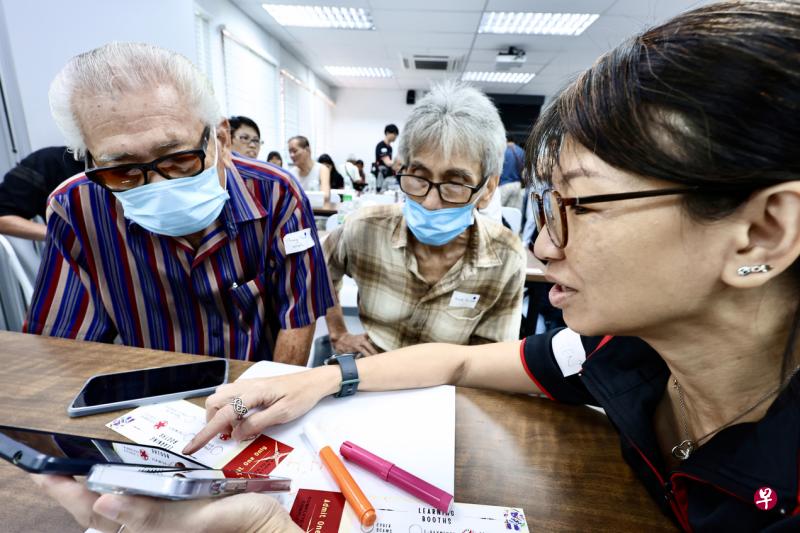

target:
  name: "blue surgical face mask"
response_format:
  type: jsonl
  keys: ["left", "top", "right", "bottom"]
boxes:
{"left": 403, "top": 195, "right": 481, "bottom": 246}
{"left": 112, "top": 140, "right": 229, "bottom": 237}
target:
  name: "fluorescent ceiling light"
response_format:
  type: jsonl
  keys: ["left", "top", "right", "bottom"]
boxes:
{"left": 325, "top": 66, "right": 393, "bottom": 78}
{"left": 262, "top": 4, "right": 374, "bottom": 29}
{"left": 462, "top": 71, "right": 535, "bottom": 84}
{"left": 479, "top": 12, "right": 599, "bottom": 36}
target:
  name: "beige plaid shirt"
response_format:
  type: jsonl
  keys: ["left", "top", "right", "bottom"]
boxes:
{"left": 324, "top": 204, "right": 525, "bottom": 351}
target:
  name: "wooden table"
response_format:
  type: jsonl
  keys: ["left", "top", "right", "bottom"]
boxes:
{"left": 0, "top": 332, "right": 674, "bottom": 532}
{"left": 312, "top": 202, "right": 339, "bottom": 216}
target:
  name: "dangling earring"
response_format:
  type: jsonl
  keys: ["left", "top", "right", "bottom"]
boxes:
{"left": 737, "top": 264, "right": 772, "bottom": 276}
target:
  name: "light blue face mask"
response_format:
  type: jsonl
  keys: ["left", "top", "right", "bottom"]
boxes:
{"left": 403, "top": 196, "right": 480, "bottom": 246}
{"left": 112, "top": 143, "right": 229, "bottom": 237}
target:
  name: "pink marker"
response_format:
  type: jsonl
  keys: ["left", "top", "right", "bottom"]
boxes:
{"left": 340, "top": 441, "right": 454, "bottom": 513}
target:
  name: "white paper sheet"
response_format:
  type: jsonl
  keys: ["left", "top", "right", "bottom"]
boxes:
{"left": 104, "top": 359, "right": 456, "bottom": 531}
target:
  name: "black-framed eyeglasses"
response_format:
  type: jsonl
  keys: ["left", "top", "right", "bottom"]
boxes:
{"left": 85, "top": 126, "right": 211, "bottom": 192}
{"left": 397, "top": 174, "right": 489, "bottom": 205}
{"left": 234, "top": 133, "right": 263, "bottom": 146}
{"left": 531, "top": 187, "right": 699, "bottom": 248}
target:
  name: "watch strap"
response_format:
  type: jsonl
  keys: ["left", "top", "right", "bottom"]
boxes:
{"left": 324, "top": 353, "right": 360, "bottom": 398}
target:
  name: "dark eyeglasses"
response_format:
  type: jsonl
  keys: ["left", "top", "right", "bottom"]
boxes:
{"left": 531, "top": 187, "right": 699, "bottom": 248}
{"left": 397, "top": 174, "right": 488, "bottom": 205}
{"left": 85, "top": 126, "right": 211, "bottom": 192}
{"left": 234, "top": 133, "right": 263, "bottom": 146}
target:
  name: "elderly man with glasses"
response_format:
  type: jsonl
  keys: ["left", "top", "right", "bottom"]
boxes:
{"left": 24, "top": 43, "right": 335, "bottom": 365}
{"left": 323, "top": 82, "right": 525, "bottom": 357}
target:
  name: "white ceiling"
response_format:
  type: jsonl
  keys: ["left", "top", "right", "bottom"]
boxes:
{"left": 231, "top": 0, "right": 713, "bottom": 97}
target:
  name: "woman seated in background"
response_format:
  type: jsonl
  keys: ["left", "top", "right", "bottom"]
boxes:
{"left": 266, "top": 151, "right": 283, "bottom": 167}
{"left": 227, "top": 115, "right": 262, "bottom": 159}
{"left": 287, "top": 135, "right": 330, "bottom": 201}
{"left": 33, "top": 2, "right": 800, "bottom": 531}
{"left": 317, "top": 153, "right": 344, "bottom": 190}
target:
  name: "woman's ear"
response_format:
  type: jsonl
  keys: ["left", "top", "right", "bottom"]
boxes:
{"left": 476, "top": 175, "right": 500, "bottom": 209}
{"left": 720, "top": 182, "right": 800, "bottom": 288}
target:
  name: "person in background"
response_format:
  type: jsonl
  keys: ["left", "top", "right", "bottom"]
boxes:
{"left": 266, "top": 151, "right": 283, "bottom": 167}
{"left": 25, "top": 42, "right": 334, "bottom": 365}
{"left": 228, "top": 115, "right": 262, "bottom": 159}
{"left": 317, "top": 154, "right": 344, "bottom": 190}
{"left": 373, "top": 124, "right": 399, "bottom": 190}
{"left": 287, "top": 135, "right": 331, "bottom": 201}
{"left": 323, "top": 82, "right": 525, "bottom": 356}
{"left": 498, "top": 134, "right": 525, "bottom": 209}
{"left": 345, "top": 158, "right": 367, "bottom": 191}
{"left": 0, "top": 146, "right": 83, "bottom": 241}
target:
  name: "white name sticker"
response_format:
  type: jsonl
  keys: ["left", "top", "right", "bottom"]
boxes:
{"left": 449, "top": 291, "right": 480, "bottom": 309}
{"left": 283, "top": 228, "right": 315, "bottom": 254}
{"left": 552, "top": 328, "right": 586, "bottom": 377}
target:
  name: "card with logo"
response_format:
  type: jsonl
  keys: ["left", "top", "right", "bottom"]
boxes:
{"left": 106, "top": 400, "right": 293, "bottom": 475}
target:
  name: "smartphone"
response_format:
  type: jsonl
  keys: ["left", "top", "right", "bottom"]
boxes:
{"left": 87, "top": 465, "right": 292, "bottom": 500}
{"left": 0, "top": 425, "right": 208, "bottom": 475}
{"left": 67, "top": 358, "right": 229, "bottom": 417}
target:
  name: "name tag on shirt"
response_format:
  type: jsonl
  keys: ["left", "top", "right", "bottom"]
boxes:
{"left": 283, "top": 228, "right": 315, "bottom": 254}
{"left": 449, "top": 291, "right": 480, "bottom": 309}
{"left": 552, "top": 328, "right": 585, "bottom": 377}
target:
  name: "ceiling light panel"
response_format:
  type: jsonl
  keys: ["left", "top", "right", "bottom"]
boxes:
{"left": 263, "top": 4, "right": 374, "bottom": 30}
{"left": 462, "top": 71, "right": 535, "bottom": 84}
{"left": 325, "top": 66, "right": 393, "bottom": 78}
{"left": 479, "top": 12, "right": 599, "bottom": 36}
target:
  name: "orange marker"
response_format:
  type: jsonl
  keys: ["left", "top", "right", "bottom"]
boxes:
{"left": 303, "top": 423, "right": 377, "bottom": 528}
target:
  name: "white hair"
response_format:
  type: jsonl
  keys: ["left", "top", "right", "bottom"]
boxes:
{"left": 398, "top": 81, "right": 506, "bottom": 178}
{"left": 49, "top": 42, "right": 221, "bottom": 157}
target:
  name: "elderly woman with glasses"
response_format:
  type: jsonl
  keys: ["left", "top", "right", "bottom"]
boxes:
{"left": 319, "top": 82, "right": 526, "bottom": 357}
{"left": 34, "top": 2, "right": 800, "bottom": 532}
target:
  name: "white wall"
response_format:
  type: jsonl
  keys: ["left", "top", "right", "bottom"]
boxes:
{"left": 0, "top": 0, "right": 195, "bottom": 151}
{"left": 0, "top": 0, "right": 334, "bottom": 155}
{"left": 330, "top": 88, "right": 414, "bottom": 167}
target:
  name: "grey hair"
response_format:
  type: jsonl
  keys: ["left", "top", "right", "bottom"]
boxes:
{"left": 398, "top": 81, "right": 506, "bottom": 178}
{"left": 49, "top": 42, "right": 221, "bottom": 157}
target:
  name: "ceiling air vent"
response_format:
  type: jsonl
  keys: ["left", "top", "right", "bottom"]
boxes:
{"left": 401, "top": 54, "right": 462, "bottom": 72}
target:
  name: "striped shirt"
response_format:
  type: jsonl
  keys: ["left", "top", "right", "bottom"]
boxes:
{"left": 24, "top": 156, "right": 335, "bottom": 361}
{"left": 324, "top": 204, "right": 525, "bottom": 351}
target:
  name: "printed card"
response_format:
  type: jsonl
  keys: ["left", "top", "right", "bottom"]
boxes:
{"left": 106, "top": 400, "right": 292, "bottom": 475}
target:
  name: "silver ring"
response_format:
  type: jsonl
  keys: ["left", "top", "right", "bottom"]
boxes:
{"left": 230, "top": 396, "right": 248, "bottom": 420}
{"left": 117, "top": 525, "right": 126, "bottom": 533}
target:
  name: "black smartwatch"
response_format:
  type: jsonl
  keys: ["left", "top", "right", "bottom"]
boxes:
{"left": 324, "top": 352, "right": 360, "bottom": 398}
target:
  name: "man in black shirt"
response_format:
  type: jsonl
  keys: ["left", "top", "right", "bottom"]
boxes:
{"left": 0, "top": 146, "right": 84, "bottom": 240}
{"left": 373, "top": 123, "right": 398, "bottom": 191}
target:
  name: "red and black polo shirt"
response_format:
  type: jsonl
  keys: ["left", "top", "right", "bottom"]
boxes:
{"left": 521, "top": 328, "right": 800, "bottom": 532}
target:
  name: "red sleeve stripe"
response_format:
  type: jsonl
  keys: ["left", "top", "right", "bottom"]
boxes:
{"left": 519, "top": 338, "right": 555, "bottom": 401}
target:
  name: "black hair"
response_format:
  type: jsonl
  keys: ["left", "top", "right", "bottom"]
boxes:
{"left": 228, "top": 116, "right": 261, "bottom": 138}
{"left": 526, "top": 0, "right": 800, "bottom": 385}
{"left": 288, "top": 135, "right": 310, "bottom": 149}
{"left": 385, "top": 124, "right": 399, "bottom": 135}
{"left": 318, "top": 153, "right": 344, "bottom": 189}
{"left": 267, "top": 151, "right": 282, "bottom": 163}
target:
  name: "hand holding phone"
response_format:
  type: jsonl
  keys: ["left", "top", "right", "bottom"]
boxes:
{"left": 68, "top": 359, "right": 229, "bottom": 417}
{"left": 87, "top": 465, "right": 291, "bottom": 500}
{"left": 0, "top": 425, "right": 207, "bottom": 475}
